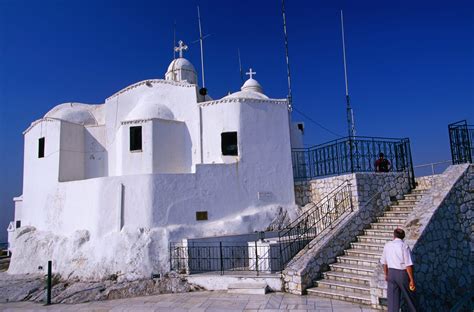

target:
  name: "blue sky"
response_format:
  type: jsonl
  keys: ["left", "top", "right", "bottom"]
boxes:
{"left": 0, "top": 0, "right": 473, "bottom": 241}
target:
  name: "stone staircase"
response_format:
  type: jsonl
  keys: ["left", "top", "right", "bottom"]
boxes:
{"left": 306, "top": 188, "right": 427, "bottom": 306}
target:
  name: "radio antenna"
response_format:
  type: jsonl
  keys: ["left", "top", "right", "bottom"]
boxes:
{"left": 197, "top": 6, "right": 207, "bottom": 90}
{"left": 341, "top": 10, "right": 356, "bottom": 137}
{"left": 238, "top": 48, "right": 243, "bottom": 82}
{"left": 281, "top": 0, "right": 293, "bottom": 110}
{"left": 173, "top": 20, "right": 177, "bottom": 60}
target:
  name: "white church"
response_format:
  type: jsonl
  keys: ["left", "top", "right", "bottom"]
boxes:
{"left": 7, "top": 41, "right": 304, "bottom": 280}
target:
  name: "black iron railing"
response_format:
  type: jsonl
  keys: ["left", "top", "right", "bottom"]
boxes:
{"left": 169, "top": 240, "right": 281, "bottom": 275}
{"left": 169, "top": 181, "right": 353, "bottom": 275}
{"left": 278, "top": 180, "right": 352, "bottom": 268}
{"left": 449, "top": 120, "right": 474, "bottom": 165}
{"left": 292, "top": 136, "right": 415, "bottom": 188}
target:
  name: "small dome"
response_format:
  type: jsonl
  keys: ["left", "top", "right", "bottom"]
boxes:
{"left": 45, "top": 103, "right": 100, "bottom": 126}
{"left": 126, "top": 101, "right": 175, "bottom": 121}
{"left": 165, "top": 58, "right": 197, "bottom": 85}
{"left": 241, "top": 78, "right": 263, "bottom": 93}
{"left": 222, "top": 77, "right": 268, "bottom": 100}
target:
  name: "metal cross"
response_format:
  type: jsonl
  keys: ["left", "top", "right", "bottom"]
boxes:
{"left": 174, "top": 40, "right": 188, "bottom": 58}
{"left": 246, "top": 68, "right": 256, "bottom": 79}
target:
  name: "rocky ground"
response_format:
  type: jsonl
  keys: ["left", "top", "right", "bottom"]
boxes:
{"left": 0, "top": 271, "right": 202, "bottom": 304}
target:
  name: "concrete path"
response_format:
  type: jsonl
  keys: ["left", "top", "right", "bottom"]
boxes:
{"left": 0, "top": 291, "right": 378, "bottom": 311}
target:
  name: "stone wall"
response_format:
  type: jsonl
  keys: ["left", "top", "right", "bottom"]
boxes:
{"left": 283, "top": 172, "right": 411, "bottom": 294}
{"left": 294, "top": 180, "right": 311, "bottom": 206}
{"left": 414, "top": 174, "right": 438, "bottom": 190}
{"left": 372, "top": 164, "right": 473, "bottom": 310}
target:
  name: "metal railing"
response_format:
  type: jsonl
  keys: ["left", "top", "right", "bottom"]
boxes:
{"left": 169, "top": 181, "right": 353, "bottom": 275}
{"left": 291, "top": 136, "right": 415, "bottom": 188}
{"left": 413, "top": 160, "right": 451, "bottom": 177}
{"left": 449, "top": 120, "right": 474, "bottom": 165}
{"left": 278, "top": 180, "right": 352, "bottom": 268}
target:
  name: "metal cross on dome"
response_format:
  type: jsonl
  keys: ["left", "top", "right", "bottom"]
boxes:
{"left": 174, "top": 40, "right": 188, "bottom": 58}
{"left": 246, "top": 68, "right": 256, "bottom": 79}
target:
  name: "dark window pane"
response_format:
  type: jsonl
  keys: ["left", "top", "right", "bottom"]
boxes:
{"left": 221, "top": 132, "right": 238, "bottom": 156}
{"left": 16, "top": 220, "right": 21, "bottom": 228}
{"left": 38, "top": 137, "right": 45, "bottom": 158}
{"left": 196, "top": 211, "right": 208, "bottom": 221}
{"left": 130, "top": 126, "right": 142, "bottom": 151}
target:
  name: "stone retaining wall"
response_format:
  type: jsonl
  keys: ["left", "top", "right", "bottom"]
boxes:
{"left": 371, "top": 164, "right": 473, "bottom": 310}
{"left": 283, "top": 172, "right": 411, "bottom": 294}
{"left": 414, "top": 174, "right": 438, "bottom": 190}
{"left": 294, "top": 180, "right": 311, "bottom": 206}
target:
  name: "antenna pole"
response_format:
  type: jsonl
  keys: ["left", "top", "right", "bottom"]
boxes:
{"left": 197, "top": 6, "right": 206, "bottom": 88}
{"left": 173, "top": 20, "right": 177, "bottom": 60}
{"left": 341, "top": 10, "right": 356, "bottom": 138}
{"left": 238, "top": 48, "right": 243, "bottom": 82}
{"left": 282, "top": 0, "right": 293, "bottom": 111}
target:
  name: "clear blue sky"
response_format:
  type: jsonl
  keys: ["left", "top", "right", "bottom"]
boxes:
{"left": 0, "top": 0, "right": 473, "bottom": 241}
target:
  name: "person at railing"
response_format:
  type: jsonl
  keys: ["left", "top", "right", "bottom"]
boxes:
{"left": 375, "top": 152, "right": 391, "bottom": 172}
{"left": 381, "top": 228, "right": 417, "bottom": 312}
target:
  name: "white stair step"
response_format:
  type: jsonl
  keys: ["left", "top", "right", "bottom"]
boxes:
{"left": 371, "top": 223, "right": 404, "bottom": 230}
{"left": 358, "top": 235, "right": 392, "bottom": 244}
{"left": 345, "top": 249, "right": 383, "bottom": 260}
{"left": 389, "top": 206, "right": 415, "bottom": 212}
{"left": 323, "top": 271, "right": 372, "bottom": 286}
{"left": 363, "top": 229, "right": 393, "bottom": 237}
{"left": 376, "top": 216, "right": 407, "bottom": 223}
{"left": 306, "top": 287, "right": 371, "bottom": 305}
{"left": 329, "top": 263, "right": 375, "bottom": 276}
{"left": 337, "top": 256, "right": 379, "bottom": 268}
{"left": 227, "top": 282, "right": 268, "bottom": 295}
{"left": 350, "top": 242, "right": 385, "bottom": 252}
{"left": 383, "top": 211, "right": 410, "bottom": 217}
{"left": 316, "top": 279, "right": 371, "bottom": 296}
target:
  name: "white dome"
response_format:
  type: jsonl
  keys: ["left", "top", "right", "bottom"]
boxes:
{"left": 222, "top": 77, "right": 268, "bottom": 100}
{"left": 165, "top": 58, "right": 197, "bottom": 84}
{"left": 126, "top": 101, "right": 175, "bottom": 121}
{"left": 45, "top": 103, "right": 101, "bottom": 126}
{"left": 241, "top": 78, "right": 263, "bottom": 93}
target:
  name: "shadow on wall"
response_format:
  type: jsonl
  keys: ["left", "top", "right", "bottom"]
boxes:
{"left": 409, "top": 165, "right": 473, "bottom": 311}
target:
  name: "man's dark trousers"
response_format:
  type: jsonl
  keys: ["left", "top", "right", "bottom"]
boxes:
{"left": 387, "top": 268, "right": 417, "bottom": 312}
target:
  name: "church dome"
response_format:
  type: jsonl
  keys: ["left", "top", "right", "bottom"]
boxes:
{"left": 241, "top": 78, "right": 263, "bottom": 93}
{"left": 165, "top": 58, "right": 197, "bottom": 85}
{"left": 126, "top": 100, "right": 175, "bottom": 121}
{"left": 45, "top": 103, "right": 101, "bottom": 126}
{"left": 222, "top": 71, "right": 268, "bottom": 100}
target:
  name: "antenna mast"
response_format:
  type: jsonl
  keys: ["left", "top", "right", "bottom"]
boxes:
{"left": 281, "top": 0, "right": 293, "bottom": 111}
{"left": 197, "top": 6, "right": 206, "bottom": 90}
{"left": 238, "top": 48, "right": 243, "bottom": 82}
{"left": 173, "top": 20, "right": 177, "bottom": 60}
{"left": 341, "top": 10, "right": 356, "bottom": 138}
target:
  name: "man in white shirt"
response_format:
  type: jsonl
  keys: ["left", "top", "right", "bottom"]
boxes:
{"left": 380, "top": 228, "right": 417, "bottom": 312}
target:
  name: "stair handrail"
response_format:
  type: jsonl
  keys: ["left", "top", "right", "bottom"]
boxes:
{"left": 278, "top": 180, "right": 353, "bottom": 269}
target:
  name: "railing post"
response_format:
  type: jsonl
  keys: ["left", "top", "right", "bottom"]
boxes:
{"left": 46, "top": 260, "right": 52, "bottom": 305}
{"left": 219, "top": 242, "right": 224, "bottom": 275}
{"left": 254, "top": 240, "right": 259, "bottom": 276}
{"left": 169, "top": 242, "right": 173, "bottom": 272}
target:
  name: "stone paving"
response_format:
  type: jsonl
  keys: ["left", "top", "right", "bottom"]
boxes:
{"left": 0, "top": 291, "right": 378, "bottom": 311}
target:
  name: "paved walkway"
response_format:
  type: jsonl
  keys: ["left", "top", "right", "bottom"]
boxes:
{"left": 0, "top": 291, "right": 378, "bottom": 312}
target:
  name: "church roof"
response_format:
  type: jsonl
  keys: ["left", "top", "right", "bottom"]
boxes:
{"left": 44, "top": 102, "right": 103, "bottom": 126}
{"left": 124, "top": 95, "right": 176, "bottom": 122}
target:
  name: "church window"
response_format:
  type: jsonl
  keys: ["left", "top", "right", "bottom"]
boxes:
{"left": 196, "top": 211, "right": 208, "bottom": 221}
{"left": 221, "top": 132, "right": 238, "bottom": 156}
{"left": 38, "top": 137, "right": 45, "bottom": 158}
{"left": 16, "top": 220, "right": 21, "bottom": 228}
{"left": 129, "top": 126, "right": 142, "bottom": 151}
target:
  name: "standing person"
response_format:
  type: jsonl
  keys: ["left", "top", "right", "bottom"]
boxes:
{"left": 375, "top": 152, "right": 391, "bottom": 172}
{"left": 381, "top": 228, "right": 417, "bottom": 312}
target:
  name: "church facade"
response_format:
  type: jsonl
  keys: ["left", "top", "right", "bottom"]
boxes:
{"left": 8, "top": 42, "right": 303, "bottom": 279}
